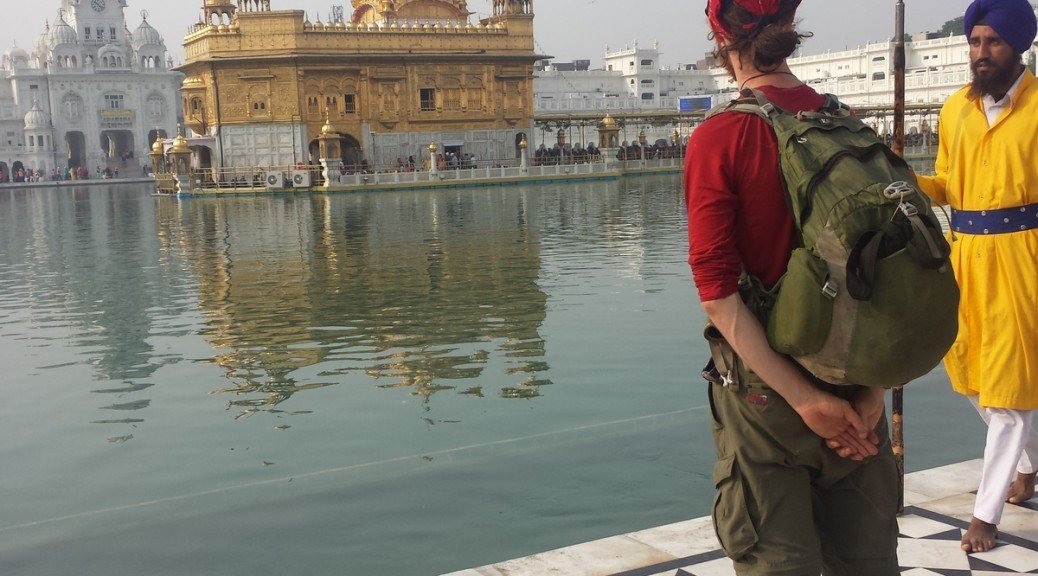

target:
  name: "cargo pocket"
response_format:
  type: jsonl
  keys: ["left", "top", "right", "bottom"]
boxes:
{"left": 711, "top": 455, "right": 758, "bottom": 559}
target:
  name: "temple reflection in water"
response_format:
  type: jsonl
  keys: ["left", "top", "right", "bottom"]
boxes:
{"left": 155, "top": 189, "right": 551, "bottom": 413}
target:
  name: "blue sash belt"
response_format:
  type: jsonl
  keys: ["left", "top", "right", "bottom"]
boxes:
{"left": 950, "top": 203, "right": 1038, "bottom": 234}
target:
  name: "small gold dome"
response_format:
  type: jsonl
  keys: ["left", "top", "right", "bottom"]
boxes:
{"left": 602, "top": 114, "right": 617, "bottom": 129}
{"left": 519, "top": 136, "right": 527, "bottom": 150}
{"left": 151, "top": 137, "right": 164, "bottom": 154}
{"left": 321, "top": 119, "right": 336, "bottom": 135}
{"left": 428, "top": 141, "right": 438, "bottom": 153}
{"left": 171, "top": 134, "right": 190, "bottom": 153}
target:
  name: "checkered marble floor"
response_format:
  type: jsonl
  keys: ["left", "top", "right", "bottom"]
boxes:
{"left": 443, "top": 460, "right": 1038, "bottom": 576}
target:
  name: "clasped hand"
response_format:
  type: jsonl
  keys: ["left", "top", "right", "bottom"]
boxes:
{"left": 795, "top": 387, "right": 884, "bottom": 460}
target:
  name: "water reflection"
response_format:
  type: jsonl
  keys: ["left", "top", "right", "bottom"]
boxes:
{"left": 155, "top": 189, "right": 552, "bottom": 413}
{"left": 1, "top": 177, "right": 689, "bottom": 432}
{"left": 0, "top": 186, "right": 175, "bottom": 433}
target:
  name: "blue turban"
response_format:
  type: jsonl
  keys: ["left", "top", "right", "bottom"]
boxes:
{"left": 964, "top": 0, "right": 1037, "bottom": 54}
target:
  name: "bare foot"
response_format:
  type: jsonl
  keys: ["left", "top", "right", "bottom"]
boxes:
{"left": 1007, "top": 471, "right": 1036, "bottom": 504}
{"left": 961, "top": 517, "right": 998, "bottom": 553}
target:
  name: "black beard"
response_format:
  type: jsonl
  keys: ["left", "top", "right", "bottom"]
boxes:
{"left": 968, "top": 57, "right": 1021, "bottom": 100}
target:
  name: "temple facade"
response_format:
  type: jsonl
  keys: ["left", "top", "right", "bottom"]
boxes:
{"left": 0, "top": 0, "right": 180, "bottom": 181}
{"left": 176, "top": 0, "right": 541, "bottom": 173}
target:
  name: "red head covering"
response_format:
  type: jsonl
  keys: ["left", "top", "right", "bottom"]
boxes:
{"left": 708, "top": 0, "right": 801, "bottom": 40}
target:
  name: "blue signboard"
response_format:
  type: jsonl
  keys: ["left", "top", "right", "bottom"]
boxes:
{"left": 678, "top": 96, "right": 713, "bottom": 112}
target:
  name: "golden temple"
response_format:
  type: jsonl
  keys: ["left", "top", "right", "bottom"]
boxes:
{"left": 175, "top": 0, "right": 540, "bottom": 174}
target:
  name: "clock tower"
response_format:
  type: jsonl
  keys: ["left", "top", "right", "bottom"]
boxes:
{"left": 63, "top": 0, "right": 129, "bottom": 45}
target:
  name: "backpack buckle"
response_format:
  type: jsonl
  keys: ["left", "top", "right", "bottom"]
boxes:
{"left": 899, "top": 202, "right": 919, "bottom": 218}
{"left": 822, "top": 279, "right": 839, "bottom": 299}
{"left": 883, "top": 181, "right": 914, "bottom": 200}
{"left": 760, "top": 102, "right": 777, "bottom": 116}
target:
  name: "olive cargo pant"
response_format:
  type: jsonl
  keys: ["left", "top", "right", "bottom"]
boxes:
{"left": 708, "top": 381, "right": 900, "bottom": 576}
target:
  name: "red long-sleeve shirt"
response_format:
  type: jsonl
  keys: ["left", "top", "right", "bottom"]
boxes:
{"left": 684, "top": 84, "right": 825, "bottom": 302}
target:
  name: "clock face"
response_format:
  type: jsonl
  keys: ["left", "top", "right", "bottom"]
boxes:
{"left": 91, "top": 0, "right": 105, "bottom": 11}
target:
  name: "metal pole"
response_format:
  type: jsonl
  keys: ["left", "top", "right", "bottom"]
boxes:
{"left": 892, "top": 0, "right": 907, "bottom": 515}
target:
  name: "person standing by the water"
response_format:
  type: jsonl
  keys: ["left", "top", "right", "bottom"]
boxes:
{"left": 914, "top": 0, "right": 1038, "bottom": 554}
{"left": 684, "top": 1, "right": 899, "bottom": 573}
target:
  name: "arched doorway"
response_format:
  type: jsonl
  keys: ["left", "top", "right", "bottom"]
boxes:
{"left": 0, "top": 161, "right": 8, "bottom": 182}
{"left": 100, "top": 130, "right": 135, "bottom": 166}
{"left": 191, "top": 145, "right": 215, "bottom": 183}
{"left": 307, "top": 134, "right": 363, "bottom": 171}
{"left": 11, "top": 161, "right": 25, "bottom": 182}
{"left": 65, "top": 132, "right": 86, "bottom": 169}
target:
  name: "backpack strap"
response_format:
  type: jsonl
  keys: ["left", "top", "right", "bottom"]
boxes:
{"left": 703, "top": 88, "right": 784, "bottom": 124}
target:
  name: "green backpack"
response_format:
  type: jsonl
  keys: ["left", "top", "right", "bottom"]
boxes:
{"left": 709, "top": 89, "right": 959, "bottom": 388}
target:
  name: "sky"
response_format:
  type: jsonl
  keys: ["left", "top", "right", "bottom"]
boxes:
{"left": 4, "top": 0, "right": 969, "bottom": 68}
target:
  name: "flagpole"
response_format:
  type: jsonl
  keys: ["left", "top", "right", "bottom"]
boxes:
{"left": 892, "top": 0, "right": 907, "bottom": 515}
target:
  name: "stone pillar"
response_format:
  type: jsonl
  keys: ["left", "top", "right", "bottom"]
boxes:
{"left": 638, "top": 129, "right": 648, "bottom": 167}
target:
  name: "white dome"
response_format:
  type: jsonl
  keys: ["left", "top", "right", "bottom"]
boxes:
{"left": 35, "top": 27, "right": 51, "bottom": 57}
{"left": 5, "top": 46, "right": 29, "bottom": 62}
{"left": 50, "top": 19, "right": 78, "bottom": 46}
{"left": 132, "top": 19, "right": 164, "bottom": 50}
{"left": 23, "top": 101, "right": 51, "bottom": 130}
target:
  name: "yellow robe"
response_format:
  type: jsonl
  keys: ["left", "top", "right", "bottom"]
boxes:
{"left": 916, "top": 69, "right": 1038, "bottom": 410}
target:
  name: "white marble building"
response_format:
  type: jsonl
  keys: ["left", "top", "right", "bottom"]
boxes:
{"left": 0, "top": 0, "right": 181, "bottom": 181}
{"left": 535, "top": 7, "right": 1037, "bottom": 139}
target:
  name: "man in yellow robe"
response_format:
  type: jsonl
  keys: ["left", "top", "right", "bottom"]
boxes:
{"left": 915, "top": 0, "right": 1038, "bottom": 554}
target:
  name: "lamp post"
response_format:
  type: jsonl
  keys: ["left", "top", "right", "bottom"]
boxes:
{"left": 317, "top": 110, "right": 341, "bottom": 188}
{"left": 428, "top": 140, "right": 439, "bottom": 176}
{"left": 519, "top": 136, "right": 528, "bottom": 173}
{"left": 170, "top": 133, "right": 192, "bottom": 195}
{"left": 150, "top": 134, "right": 164, "bottom": 176}
{"left": 892, "top": 0, "right": 907, "bottom": 515}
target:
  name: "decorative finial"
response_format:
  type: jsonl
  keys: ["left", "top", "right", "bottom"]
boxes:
{"left": 141, "top": 9, "right": 149, "bottom": 21}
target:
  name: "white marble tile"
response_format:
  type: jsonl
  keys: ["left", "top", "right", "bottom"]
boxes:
{"left": 902, "top": 489, "right": 932, "bottom": 507}
{"left": 897, "top": 513, "right": 958, "bottom": 538}
{"left": 491, "top": 535, "right": 674, "bottom": 576}
{"left": 971, "top": 542, "right": 1038, "bottom": 573}
{"left": 903, "top": 459, "right": 983, "bottom": 501}
{"left": 895, "top": 537, "right": 972, "bottom": 571}
{"left": 682, "top": 556, "right": 736, "bottom": 576}
{"left": 625, "top": 517, "right": 719, "bottom": 558}
{"left": 971, "top": 572, "right": 1033, "bottom": 576}
{"left": 440, "top": 571, "right": 497, "bottom": 576}
{"left": 916, "top": 491, "right": 978, "bottom": 523}
{"left": 995, "top": 504, "right": 1038, "bottom": 541}
{"left": 898, "top": 569, "right": 945, "bottom": 576}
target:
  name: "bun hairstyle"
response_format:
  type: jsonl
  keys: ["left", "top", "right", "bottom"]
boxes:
{"left": 707, "top": 0, "right": 811, "bottom": 76}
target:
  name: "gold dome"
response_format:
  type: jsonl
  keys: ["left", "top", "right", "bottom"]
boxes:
{"left": 519, "top": 136, "right": 527, "bottom": 150}
{"left": 602, "top": 114, "right": 617, "bottom": 129}
{"left": 428, "top": 141, "right": 438, "bottom": 153}
{"left": 171, "top": 134, "right": 190, "bottom": 153}
{"left": 151, "top": 137, "right": 164, "bottom": 154}
{"left": 321, "top": 119, "right": 336, "bottom": 135}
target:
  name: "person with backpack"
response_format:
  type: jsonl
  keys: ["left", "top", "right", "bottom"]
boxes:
{"left": 913, "top": 0, "right": 1038, "bottom": 554}
{"left": 685, "top": 1, "right": 906, "bottom": 573}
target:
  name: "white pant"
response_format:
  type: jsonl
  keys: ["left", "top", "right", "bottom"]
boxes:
{"left": 969, "top": 395, "right": 1038, "bottom": 525}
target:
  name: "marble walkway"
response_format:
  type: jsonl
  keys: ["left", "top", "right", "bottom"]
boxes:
{"left": 444, "top": 460, "right": 1038, "bottom": 576}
